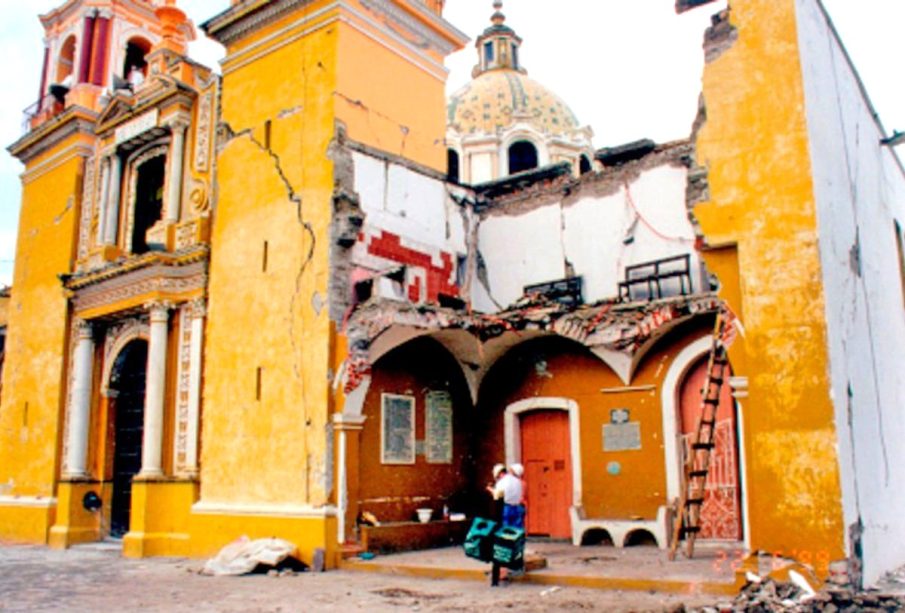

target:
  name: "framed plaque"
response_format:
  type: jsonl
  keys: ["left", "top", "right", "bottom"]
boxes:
{"left": 425, "top": 391, "right": 453, "bottom": 464}
{"left": 381, "top": 394, "right": 415, "bottom": 464}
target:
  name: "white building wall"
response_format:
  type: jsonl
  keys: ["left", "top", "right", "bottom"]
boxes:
{"left": 797, "top": 0, "right": 905, "bottom": 586}
{"left": 352, "top": 151, "right": 467, "bottom": 254}
{"left": 474, "top": 165, "right": 699, "bottom": 311}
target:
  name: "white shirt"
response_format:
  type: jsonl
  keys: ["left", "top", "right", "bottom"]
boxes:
{"left": 493, "top": 473, "right": 523, "bottom": 506}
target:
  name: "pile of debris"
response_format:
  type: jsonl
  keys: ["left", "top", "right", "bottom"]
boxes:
{"left": 685, "top": 577, "right": 905, "bottom": 612}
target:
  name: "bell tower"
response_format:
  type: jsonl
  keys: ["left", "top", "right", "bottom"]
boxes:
{"left": 29, "top": 0, "right": 191, "bottom": 129}
{"left": 0, "top": 0, "right": 197, "bottom": 546}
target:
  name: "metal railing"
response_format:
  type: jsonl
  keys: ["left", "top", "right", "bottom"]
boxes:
{"left": 619, "top": 253, "right": 693, "bottom": 302}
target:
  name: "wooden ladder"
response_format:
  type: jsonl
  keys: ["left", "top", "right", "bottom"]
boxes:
{"left": 668, "top": 310, "right": 731, "bottom": 560}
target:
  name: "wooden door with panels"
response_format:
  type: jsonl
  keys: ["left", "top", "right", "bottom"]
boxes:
{"left": 520, "top": 410, "right": 572, "bottom": 538}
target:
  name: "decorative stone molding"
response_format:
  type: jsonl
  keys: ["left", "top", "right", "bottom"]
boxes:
{"left": 194, "top": 90, "right": 214, "bottom": 172}
{"left": 190, "top": 298, "right": 207, "bottom": 319}
{"left": 77, "top": 155, "right": 97, "bottom": 261}
{"left": 101, "top": 317, "right": 150, "bottom": 395}
{"left": 173, "top": 304, "right": 193, "bottom": 475}
{"left": 359, "top": 0, "right": 460, "bottom": 55}
{"left": 70, "top": 257, "right": 207, "bottom": 316}
{"left": 729, "top": 376, "right": 749, "bottom": 399}
{"left": 147, "top": 300, "right": 173, "bottom": 322}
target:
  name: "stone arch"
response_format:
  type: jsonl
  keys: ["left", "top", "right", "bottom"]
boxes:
{"left": 102, "top": 320, "right": 150, "bottom": 396}
{"left": 623, "top": 528, "right": 658, "bottom": 547}
{"left": 56, "top": 35, "right": 77, "bottom": 84}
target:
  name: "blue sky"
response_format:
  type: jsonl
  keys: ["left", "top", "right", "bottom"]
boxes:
{"left": 2, "top": 0, "right": 903, "bottom": 287}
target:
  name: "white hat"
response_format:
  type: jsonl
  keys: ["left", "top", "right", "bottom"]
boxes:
{"left": 492, "top": 463, "right": 506, "bottom": 478}
{"left": 510, "top": 463, "right": 524, "bottom": 477}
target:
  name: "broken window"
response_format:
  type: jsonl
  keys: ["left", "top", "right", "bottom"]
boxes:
{"left": 131, "top": 155, "right": 166, "bottom": 254}
{"left": 508, "top": 140, "right": 539, "bottom": 175}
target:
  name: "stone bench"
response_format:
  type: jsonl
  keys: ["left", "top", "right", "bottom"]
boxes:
{"left": 569, "top": 505, "right": 671, "bottom": 549}
{"left": 360, "top": 519, "right": 469, "bottom": 554}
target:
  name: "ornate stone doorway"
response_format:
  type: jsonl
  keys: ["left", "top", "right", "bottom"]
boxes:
{"left": 108, "top": 339, "right": 148, "bottom": 537}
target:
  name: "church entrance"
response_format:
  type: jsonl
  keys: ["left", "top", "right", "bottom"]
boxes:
{"left": 678, "top": 355, "right": 742, "bottom": 540}
{"left": 521, "top": 410, "right": 572, "bottom": 538}
{"left": 108, "top": 339, "right": 148, "bottom": 538}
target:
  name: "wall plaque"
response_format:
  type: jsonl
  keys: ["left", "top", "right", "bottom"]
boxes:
{"left": 115, "top": 109, "right": 159, "bottom": 145}
{"left": 425, "top": 390, "right": 453, "bottom": 464}
{"left": 603, "top": 409, "right": 642, "bottom": 452}
{"left": 381, "top": 394, "right": 415, "bottom": 464}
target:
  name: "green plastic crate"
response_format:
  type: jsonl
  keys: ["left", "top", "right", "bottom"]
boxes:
{"left": 491, "top": 526, "right": 525, "bottom": 568}
{"left": 463, "top": 517, "right": 497, "bottom": 562}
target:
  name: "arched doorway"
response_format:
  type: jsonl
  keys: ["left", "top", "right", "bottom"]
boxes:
{"left": 108, "top": 339, "right": 148, "bottom": 537}
{"left": 678, "top": 355, "right": 742, "bottom": 540}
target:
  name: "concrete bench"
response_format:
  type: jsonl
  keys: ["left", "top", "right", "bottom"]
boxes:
{"left": 570, "top": 506, "right": 670, "bottom": 549}
{"left": 360, "top": 520, "right": 469, "bottom": 554}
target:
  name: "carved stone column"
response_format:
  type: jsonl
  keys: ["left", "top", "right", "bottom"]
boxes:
{"left": 64, "top": 321, "right": 95, "bottom": 479}
{"left": 165, "top": 120, "right": 188, "bottom": 224}
{"left": 103, "top": 153, "right": 122, "bottom": 246}
{"left": 140, "top": 302, "right": 170, "bottom": 477}
{"left": 184, "top": 299, "right": 206, "bottom": 476}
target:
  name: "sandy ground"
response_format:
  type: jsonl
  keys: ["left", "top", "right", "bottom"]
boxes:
{"left": 0, "top": 543, "right": 717, "bottom": 613}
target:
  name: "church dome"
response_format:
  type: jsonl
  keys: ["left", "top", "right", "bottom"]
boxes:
{"left": 444, "top": 1, "right": 593, "bottom": 184}
{"left": 447, "top": 70, "right": 581, "bottom": 137}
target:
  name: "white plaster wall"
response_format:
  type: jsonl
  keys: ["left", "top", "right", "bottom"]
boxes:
{"left": 352, "top": 151, "right": 468, "bottom": 255}
{"left": 473, "top": 164, "right": 699, "bottom": 312}
{"left": 797, "top": 0, "right": 905, "bottom": 586}
{"left": 470, "top": 152, "right": 494, "bottom": 184}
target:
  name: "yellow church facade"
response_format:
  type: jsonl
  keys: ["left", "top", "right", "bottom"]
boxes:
{"left": 2, "top": 0, "right": 904, "bottom": 588}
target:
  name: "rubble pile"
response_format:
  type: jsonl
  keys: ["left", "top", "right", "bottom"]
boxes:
{"left": 687, "top": 578, "right": 905, "bottom": 612}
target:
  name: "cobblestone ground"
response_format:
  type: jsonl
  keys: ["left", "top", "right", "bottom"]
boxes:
{"left": 0, "top": 544, "right": 713, "bottom": 612}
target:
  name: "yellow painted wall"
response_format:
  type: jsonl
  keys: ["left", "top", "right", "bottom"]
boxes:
{"left": 201, "top": 8, "right": 339, "bottom": 513}
{"left": 200, "top": 0, "right": 460, "bottom": 561}
{"left": 0, "top": 130, "right": 89, "bottom": 541}
{"left": 0, "top": 291, "right": 9, "bottom": 328}
{"left": 335, "top": 17, "right": 449, "bottom": 171}
{"left": 694, "top": 0, "right": 844, "bottom": 560}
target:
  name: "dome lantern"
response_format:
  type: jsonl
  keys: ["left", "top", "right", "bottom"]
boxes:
{"left": 473, "top": 0, "right": 524, "bottom": 78}
{"left": 447, "top": 1, "right": 595, "bottom": 184}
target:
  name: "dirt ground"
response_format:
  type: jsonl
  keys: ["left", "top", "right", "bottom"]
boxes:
{"left": 0, "top": 543, "right": 717, "bottom": 612}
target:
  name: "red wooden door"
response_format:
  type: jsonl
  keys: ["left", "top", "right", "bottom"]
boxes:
{"left": 521, "top": 410, "right": 572, "bottom": 538}
{"left": 679, "top": 356, "right": 742, "bottom": 540}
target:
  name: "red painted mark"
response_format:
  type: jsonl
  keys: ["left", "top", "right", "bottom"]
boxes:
{"left": 364, "top": 231, "right": 458, "bottom": 303}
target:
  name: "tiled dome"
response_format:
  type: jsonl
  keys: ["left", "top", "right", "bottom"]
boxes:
{"left": 447, "top": 69, "right": 580, "bottom": 137}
